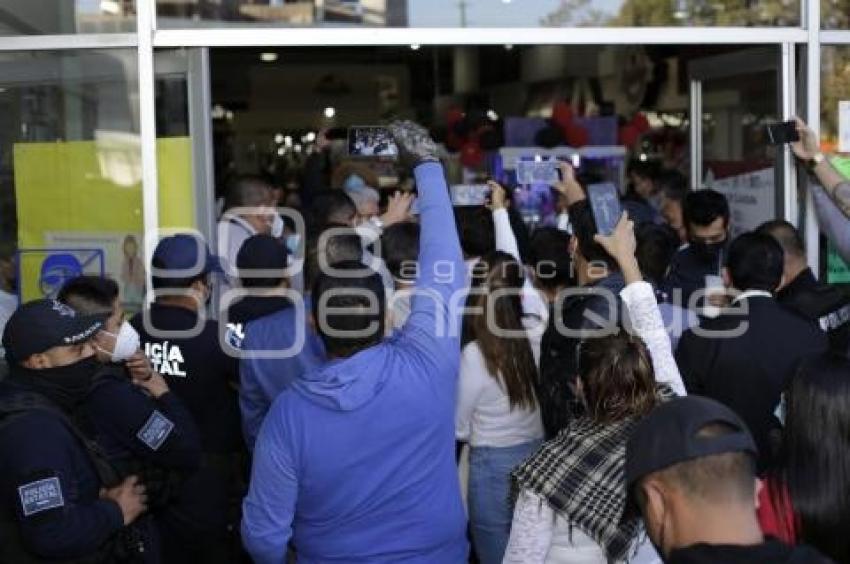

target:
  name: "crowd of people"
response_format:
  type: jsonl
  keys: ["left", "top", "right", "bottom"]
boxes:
{"left": 0, "top": 117, "right": 849, "bottom": 563}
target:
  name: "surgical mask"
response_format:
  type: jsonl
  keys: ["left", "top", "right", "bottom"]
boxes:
{"left": 285, "top": 233, "right": 301, "bottom": 254}
{"left": 270, "top": 213, "right": 284, "bottom": 239}
{"left": 97, "top": 321, "right": 141, "bottom": 363}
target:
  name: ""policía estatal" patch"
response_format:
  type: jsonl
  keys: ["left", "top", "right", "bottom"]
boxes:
{"left": 136, "top": 410, "right": 175, "bottom": 451}
{"left": 18, "top": 477, "right": 64, "bottom": 517}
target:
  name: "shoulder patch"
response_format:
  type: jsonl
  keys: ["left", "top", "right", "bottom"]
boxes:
{"left": 18, "top": 477, "right": 64, "bottom": 517}
{"left": 136, "top": 410, "right": 175, "bottom": 451}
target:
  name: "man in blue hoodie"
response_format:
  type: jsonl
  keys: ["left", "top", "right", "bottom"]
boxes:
{"left": 241, "top": 121, "right": 468, "bottom": 563}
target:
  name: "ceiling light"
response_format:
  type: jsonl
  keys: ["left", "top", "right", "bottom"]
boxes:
{"left": 305, "top": 131, "right": 317, "bottom": 142}
{"left": 260, "top": 52, "right": 279, "bottom": 63}
{"left": 277, "top": 147, "right": 286, "bottom": 156}
{"left": 294, "top": 144, "right": 303, "bottom": 153}
{"left": 284, "top": 135, "right": 293, "bottom": 147}
{"left": 324, "top": 107, "right": 336, "bottom": 119}
{"left": 274, "top": 133, "right": 284, "bottom": 144}
{"left": 487, "top": 109, "right": 499, "bottom": 121}
{"left": 504, "top": 44, "right": 514, "bottom": 51}
{"left": 410, "top": 44, "right": 421, "bottom": 50}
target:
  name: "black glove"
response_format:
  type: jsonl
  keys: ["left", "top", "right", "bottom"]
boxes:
{"left": 388, "top": 120, "right": 439, "bottom": 170}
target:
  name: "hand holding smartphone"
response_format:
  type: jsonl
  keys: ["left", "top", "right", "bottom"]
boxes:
{"left": 765, "top": 121, "right": 800, "bottom": 145}
{"left": 587, "top": 182, "right": 622, "bottom": 236}
{"left": 348, "top": 126, "right": 399, "bottom": 158}
{"left": 450, "top": 184, "right": 491, "bottom": 206}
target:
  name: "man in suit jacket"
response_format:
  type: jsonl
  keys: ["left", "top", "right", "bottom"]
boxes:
{"left": 676, "top": 232, "right": 828, "bottom": 472}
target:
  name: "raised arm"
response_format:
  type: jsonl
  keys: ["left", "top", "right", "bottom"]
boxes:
{"left": 812, "top": 184, "right": 850, "bottom": 265}
{"left": 490, "top": 181, "right": 549, "bottom": 325}
{"left": 594, "top": 213, "right": 686, "bottom": 396}
{"left": 388, "top": 122, "right": 465, "bottom": 364}
{"left": 792, "top": 117, "right": 850, "bottom": 217}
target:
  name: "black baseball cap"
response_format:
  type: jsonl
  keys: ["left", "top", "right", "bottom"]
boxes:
{"left": 625, "top": 396, "right": 757, "bottom": 491}
{"left": 152, "top": 233, "right": 222, "bottom": 277}
{"left": 1, "top": 299, "right": 105, "bottom": 364}
{"left": 237, "top": 234, "right": 289, "bottom": 276}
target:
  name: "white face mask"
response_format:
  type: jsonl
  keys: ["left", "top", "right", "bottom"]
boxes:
{"left": 270, "top": 213, "right": 284, "bottom": 239}
{"left": 285, "top": 233, "right": 301, "bottom": 254}
{"left": 98, "top": 321, "right": 141, "bottom": 363}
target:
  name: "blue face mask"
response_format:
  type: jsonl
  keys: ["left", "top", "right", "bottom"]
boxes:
{"left": 285, "top": 234, "right": 301, "bottom": 254}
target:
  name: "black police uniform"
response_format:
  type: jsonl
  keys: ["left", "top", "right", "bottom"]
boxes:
{"left": 778, "top": 267, "right": 850, "bottom": 354}
{"left": 130, "top": 303, "right": 242, "bottom": 563}
{"left": 82, "top": 364, "right": 201, "bottom": 504}
{"left": 0, "top": 381, "right": 150, "bottom": 563}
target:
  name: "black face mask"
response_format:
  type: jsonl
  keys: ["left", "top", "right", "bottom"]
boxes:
{"left": 11, "top": 356, "right": 99, "bottom": 412}
{"left": 690, "top": 239, "right": 726, "bottom": 265}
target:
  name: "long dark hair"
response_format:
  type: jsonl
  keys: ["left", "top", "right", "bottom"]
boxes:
{"left": 776, "top": 353, "right": 850, "bottom": 563}
{"left": 578, "top": 331, "right": 658, "bottom": 424}
{"left": 469, "top": 251, "right": 538, "bottom": 411}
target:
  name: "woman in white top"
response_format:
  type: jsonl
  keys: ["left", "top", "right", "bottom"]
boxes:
{"left": 504, "top": 212, "right": 686, "bottom": 564}
{"left": 456, "top": 183, "right": 546, "bottom": 564}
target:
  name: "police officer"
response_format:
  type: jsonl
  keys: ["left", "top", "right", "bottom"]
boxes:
{"left": 130, "top": 234, "right": 242, "bottom": 564}
{"left": 0, "top": 299, "right": 148, "bottom": 562}
{"left": 58, "top": 277, "right": 202, "bottom": 541}
{"left": 758, "top": 220, "right": 850, "bottom": 353}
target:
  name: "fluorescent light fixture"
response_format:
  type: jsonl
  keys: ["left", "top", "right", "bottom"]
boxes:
{"left": 410, "top": 44, "right": 421, "bottom": 50}
{"left": 260, "top": 52, "right": 279, "bottom": 63}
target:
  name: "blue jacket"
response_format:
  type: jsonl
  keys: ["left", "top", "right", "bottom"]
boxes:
{"left": 241, "top": 162, "right": 469, "bottom": 564}
{"left": 239, "top": 300, "right": 326, "bottom": 449}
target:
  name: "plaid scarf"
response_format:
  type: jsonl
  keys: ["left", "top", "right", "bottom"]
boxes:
{"left": 512, "top": 385, "right": 675, "bottom": 561}
{"left": 512, "top": 415, "right": 640, "bottom": 562}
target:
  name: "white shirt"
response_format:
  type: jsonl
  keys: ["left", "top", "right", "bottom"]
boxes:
{"left": 455, "top": 318, "right": 545, "bottom": 447}
{"left": 454, "top": 207, "right": 548, "bottom": 448}
{"left": 217, "top": 213, "right": 258, "bottom": 291}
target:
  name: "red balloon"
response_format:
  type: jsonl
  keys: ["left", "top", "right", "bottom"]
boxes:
{"left": 552, "top": 101, "right": 574, "bottom": 130}
{"left": 632, "top": 113, "right": 650, "bottom": 134}
{"left": 565, "top": 123, "right": 589, "bottom": 147}
{"left": 460, "top": 141, "right": 484, "bottom": 168}
{"left": 619, "top": 124, "right": 640, "bottom": 147}
{"left": 446, "top": 107, "right": 465, "bottom": 126}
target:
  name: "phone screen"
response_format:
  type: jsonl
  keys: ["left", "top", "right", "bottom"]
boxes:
{"left": 348, "top": 126, "right": 399, "bottom": 158}
{"left": 516, "top": 160, "right": 560, "bottom": 185}
{"left": 765, "top": 121, "right": 800, "bottom": 145}
{"left": 450, "top": 184, "right": 490, "bottom": 206}
{"left": 587, "top": 182, "right": 622, "bottom": 236}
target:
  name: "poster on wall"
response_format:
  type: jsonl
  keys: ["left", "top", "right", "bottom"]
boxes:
{"left": 13, "top": 137, "right": 195, "bottom": 313}
{"left": 45, "top": 232, "right": 146, "bottom": 309}
{"left": 705, "top": 167, "right": 775, "bottom": 237}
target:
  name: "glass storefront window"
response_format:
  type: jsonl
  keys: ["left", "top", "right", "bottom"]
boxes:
{"left": 0, "top": 49, "right": 145, "bottom": 313}
{"left": 822, "top": 0, "right": 850, "bottom": 30}
{"left": 157, "top": 0, "right": 800, "bottom": 29}
{"left": 0, "top": 1, "right": 135, "bottom": 35}
{"left": 821, "top": 46, "right": 850, "bottom": 151}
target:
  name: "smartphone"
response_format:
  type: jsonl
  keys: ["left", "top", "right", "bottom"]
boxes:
{"left": 587, "top": 182, "right": 622, "bottom": 236}
{"left": 450, "top": 184, "right": 491, "bottom": 206}
{"left": 348, "top": 126, "right": 398, "bottom": 158}
{"left": 765, "top": 121, "right": 800, "bottom": 145}
{"left": 516, "top": 159, "right": 560, "bottom": 185}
